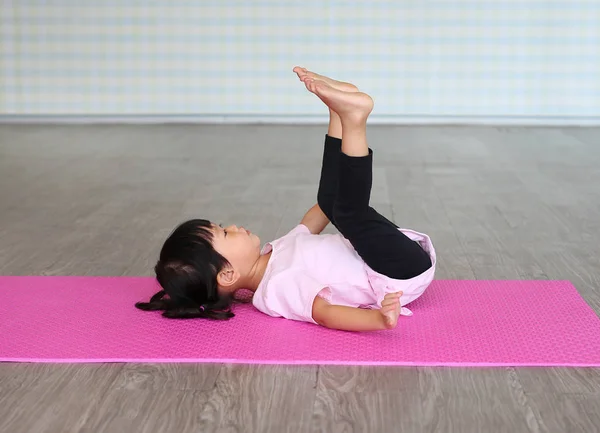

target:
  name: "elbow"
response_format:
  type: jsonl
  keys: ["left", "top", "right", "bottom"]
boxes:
{"left": 311, "top": 296, "right": 333, "bottom": 328}
{"left": 313, "top": 313, "right": 330, "bottom": 328}
{"left": 313, "top": 311, "right": 337, "bottom": 329}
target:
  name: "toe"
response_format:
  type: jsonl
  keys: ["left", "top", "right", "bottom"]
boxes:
{"left": 293, "top": 66, "right": 307, "bottom": 75}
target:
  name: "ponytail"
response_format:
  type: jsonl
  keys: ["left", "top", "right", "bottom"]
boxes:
{"left": 135, "top": 289, "right": 235, "bottom": 320}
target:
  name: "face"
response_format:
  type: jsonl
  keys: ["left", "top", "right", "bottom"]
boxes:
{"left": 211, "top": 223, "right": 262, "bottom": 282}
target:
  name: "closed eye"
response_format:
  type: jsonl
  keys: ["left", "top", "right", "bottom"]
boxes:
{"left": 219, "top": 224, "right": 227, "bottom": 238}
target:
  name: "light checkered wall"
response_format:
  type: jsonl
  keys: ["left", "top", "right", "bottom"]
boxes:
{"left": 2, "top": 1, "right": 599, "bottom": 121}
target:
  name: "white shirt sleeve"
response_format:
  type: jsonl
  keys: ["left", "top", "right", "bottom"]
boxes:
{"left": 259, "top": 271, "right": 327, "bottom": 324}
{"left": 284, "top": 224, "right": 311, "bottom": 237}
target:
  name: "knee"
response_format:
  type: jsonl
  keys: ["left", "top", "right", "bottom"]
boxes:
{"left": 332, "top": 202, "right": 355, "bottom": 232}
{"left": 317, "top": 194, "right": 334, "bottom": 221}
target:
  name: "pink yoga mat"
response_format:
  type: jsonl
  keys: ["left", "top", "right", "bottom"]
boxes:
{"left": 1, "top": 277, "right": 600, "bottom": 366}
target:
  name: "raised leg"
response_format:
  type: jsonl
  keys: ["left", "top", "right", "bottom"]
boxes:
{"left": 294, "top": 67, "right": 363, "bottom": 223}
{"left": 300, "top": 76, "right": 431, "bottom": 280}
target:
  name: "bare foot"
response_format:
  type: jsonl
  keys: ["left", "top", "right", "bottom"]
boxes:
{"left": 303, "top": 78, "right": 373, "bottom": 123}
{"left": 293, "top": 66, "right": 359, "bottom": 92}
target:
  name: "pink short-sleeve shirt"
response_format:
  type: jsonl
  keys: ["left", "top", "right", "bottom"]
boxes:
{"left": 252, "top": 224, "right": 436, "bottom": 324}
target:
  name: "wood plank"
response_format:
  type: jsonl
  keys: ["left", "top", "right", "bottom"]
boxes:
{"left": 418, "top": 367, "right": 542, "bottom": 433}
{"left": 80, "top": 388, "right": 212, "bottom": 433}
{"left": 111, "top": 363, "right": 221, "bottom": 391}
{"left": 0, "top": 364, "right": 123, "bottom": 433}
{"left": 196, "top": 365, "right": 317, "bottom": 433}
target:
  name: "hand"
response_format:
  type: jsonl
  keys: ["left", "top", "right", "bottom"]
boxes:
{"left": 380, "top": 291, "right": 403, "bottom": 329}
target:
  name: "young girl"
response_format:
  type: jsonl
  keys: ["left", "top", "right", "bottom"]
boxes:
{"left": 136, "top": 67, "right": 436, "bottom": 332}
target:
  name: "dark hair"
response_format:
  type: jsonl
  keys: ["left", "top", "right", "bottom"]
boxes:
{"left": 135, "top": 219, "right": 236, "bottom": 320}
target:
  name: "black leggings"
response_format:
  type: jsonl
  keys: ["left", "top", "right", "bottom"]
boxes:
{"left": 317, "top": 135, "right": 432, "bottom": 280}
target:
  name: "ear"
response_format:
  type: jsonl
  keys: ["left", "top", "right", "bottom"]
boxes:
{"left": 217, "top": 266, "right": 240, "bottom": 292}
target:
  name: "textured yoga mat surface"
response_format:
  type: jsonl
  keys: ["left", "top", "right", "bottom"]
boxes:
{"left": 1, "top": 277, "right": 600, "bottom": 366}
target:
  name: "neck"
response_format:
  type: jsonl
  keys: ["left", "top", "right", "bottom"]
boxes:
{"left": 239, "top": 251, "right": 272, "bottom": 293}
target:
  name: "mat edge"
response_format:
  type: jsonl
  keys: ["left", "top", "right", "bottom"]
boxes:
{"left": 1, "top": 358, "right": 599, "bottom": 367}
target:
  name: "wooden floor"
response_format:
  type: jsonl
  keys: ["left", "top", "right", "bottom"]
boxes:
{"left": 1, "top": 124, "right": 600, "bottom": 432}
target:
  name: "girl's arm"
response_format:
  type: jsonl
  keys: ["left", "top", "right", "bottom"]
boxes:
{"left": 300, "top": 203, "right": 330, "bottom": 235}
{"left": 311, "top": 295, "right": 401, "bottom": 332}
